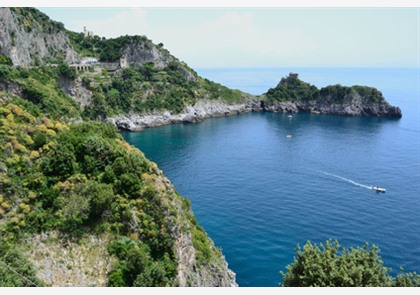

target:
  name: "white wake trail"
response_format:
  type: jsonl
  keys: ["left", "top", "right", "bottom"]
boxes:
{"left": 322, "top": 172, "right": 373, "bottom": 190}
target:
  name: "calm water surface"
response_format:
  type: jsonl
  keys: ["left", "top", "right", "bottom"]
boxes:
{"left": 123, "top": 68, "right": 420, "bottom": 287}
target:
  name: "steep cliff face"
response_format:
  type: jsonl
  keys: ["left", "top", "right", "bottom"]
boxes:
{"left": 0, "top": 8, "right": 79, "bottom": 67}
{"left": 151, "top": 171, "right": 237, "bottom": 287}
{"left": 121, "top": 38, "right": 196, "bottom": 81}
{"left": 121, "top": 38, "right": 172, "bottom": 69}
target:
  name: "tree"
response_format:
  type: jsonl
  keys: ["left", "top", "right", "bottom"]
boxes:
{"left": 394, "top": 271, "right": 420, "bottom": 287}
{"left": 281, "top": 240, "right": 420, "bottom": 287}
{"left": 0, "top": 242, "right": 42, "bottom": 287}
{"left": 42, "top": 142, "right": 77, "bottom": 179}
{"left": 281, "top": 240, "right": 392, "bottom": 287}
{"left": 58, "top": 62, "right": 76, "bottom": 79}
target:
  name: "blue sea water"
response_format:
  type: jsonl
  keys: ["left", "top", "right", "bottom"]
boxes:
{"left": 122, "top": 68, "right": 420, "bottom": 287}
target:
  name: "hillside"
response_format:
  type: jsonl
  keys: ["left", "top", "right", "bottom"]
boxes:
{"left": 1, "top": 7, "right": 258, "bottom": 131}
{"left": 0, "top": 7, "right": 237, "bottom": 287}
{"left": 1, "top": 8, "right": 401, "bottom": 133}
{"left": 0, "top": 90, "right": 236, "bottom": 287}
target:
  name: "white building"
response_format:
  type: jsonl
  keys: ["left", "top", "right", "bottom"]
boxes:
{"left": 80, "top": 57, "right": 98, "bottom": 65}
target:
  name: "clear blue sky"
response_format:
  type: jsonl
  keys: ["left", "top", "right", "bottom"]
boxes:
{"left": 39, "top": 7, "right": 419, "bottom": 68}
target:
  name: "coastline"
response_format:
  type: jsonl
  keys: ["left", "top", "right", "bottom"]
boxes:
{"left": 108, "top": 98, "right": 402, "bottom": 132}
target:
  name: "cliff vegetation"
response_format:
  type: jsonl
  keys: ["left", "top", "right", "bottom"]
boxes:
{"left": 0, "top": 90, "right": 233, "bottom": 286}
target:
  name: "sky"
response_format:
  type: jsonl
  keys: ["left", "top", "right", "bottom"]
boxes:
{"left": 37, "top": 7, "right": 419, "bottom": 68}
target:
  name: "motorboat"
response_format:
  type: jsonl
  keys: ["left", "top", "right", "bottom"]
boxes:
{"left": 371, "top": 186, "right": 386, "bottom": 193}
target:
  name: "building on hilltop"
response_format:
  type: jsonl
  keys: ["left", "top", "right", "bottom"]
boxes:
{"left": 83, "top": 26, "right": 94, "bottom": 38}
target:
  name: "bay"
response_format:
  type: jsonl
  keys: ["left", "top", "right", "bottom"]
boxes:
{"left": 123, "top": 68, "right": 420, "bottom": 287}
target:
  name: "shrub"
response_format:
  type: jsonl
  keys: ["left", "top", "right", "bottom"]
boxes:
{"left": 280, "top": 240, "right": 418, "bottom": 287}
{"left": 58, "top": 63, "right": 76, "bottom": 80}
{"left": 0, "top": 54, "right": 13, "bottom": 66}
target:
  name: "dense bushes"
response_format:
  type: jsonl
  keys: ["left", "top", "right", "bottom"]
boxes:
{"left": 107, "top": 236, "right": 176, "bottom": 287}
{"left": 0, "top": 241, "right": 43, "bottom": 287}
{"left": 82, "top": 60, "right": 246, "bottom": 120}
{"left": 57, "top": 63, "right": 76, "bottom": 79}
{"left": 266, "top": 73, "right": 319, "bottom": 102}
{"left": 281, "top": 240, "right": 420, "bottom": 287}
{"left": 66, "top": 32, "right": 150, "bottom": 62}
{"left": 11, "top": 7, "right": 65, "bottom": 34}
{"left": 0, "top": 96, "right": 178, "bottom": 285}
{"left": 266, "top": 73, "right": 387, "bottom": 105}
{"left": 0, "top": 54, "right": 13, "bottom": 66}
{"left": 2, "top": 66, "right": 81, "bottom": 119}
{"left": 318, "top": 85, "right": 386, "bottom": 104}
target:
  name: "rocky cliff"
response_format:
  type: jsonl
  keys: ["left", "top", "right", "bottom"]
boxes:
{"left": 108, "top": 99, "right": 260, "bottom": 131}
{"left": 0, "top": 8, "right": 79, "bottom": 66}
{"left": 260, "top": 97, "right": 402, "bottom": 117}
{"left": 19, "top": 170, "right": 236, "bottom": 287}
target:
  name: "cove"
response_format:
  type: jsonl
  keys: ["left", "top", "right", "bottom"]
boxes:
{"left": 122, "top": 68, "right": 420, "bottom": 286}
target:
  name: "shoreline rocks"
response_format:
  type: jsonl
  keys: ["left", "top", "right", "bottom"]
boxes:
{"left": 107, "top": 99, "right": 261, "bottom": 131}
{"left": 108, "top": 98, "right": 402, "bottom": 132}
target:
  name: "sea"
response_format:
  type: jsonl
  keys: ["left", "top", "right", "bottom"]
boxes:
{"left": 122, "top": 67, "right": 420, "bottom": 287}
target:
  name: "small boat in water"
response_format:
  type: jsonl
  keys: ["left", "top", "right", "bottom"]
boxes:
{"left": 288, "top": 115, "right": 293, "bottom": 118}
{"left": 371, "top": 186, "right": 386, "bottom": 193}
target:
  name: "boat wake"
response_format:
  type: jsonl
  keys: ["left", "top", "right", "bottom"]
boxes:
{"left": 322, "top": 172, "right": 373, "bottom": 190}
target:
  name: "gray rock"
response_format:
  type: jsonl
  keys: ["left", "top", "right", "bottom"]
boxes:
{"left": 0, "top": 8, "right": 79, "bottom": 67}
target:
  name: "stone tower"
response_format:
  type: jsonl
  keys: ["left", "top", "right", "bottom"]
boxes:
{"left": 120, "top": 55, "right": 128, "bottom": 69}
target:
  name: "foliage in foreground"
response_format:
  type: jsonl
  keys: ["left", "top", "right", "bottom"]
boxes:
{"left": 0, "top": 93, "right": 215, "bottom": 286}
{"left": 0, "top": 242, "right": 43, "bottom": 287}
{"left": 281, "top": 240, "right": 420, "bottom": 287}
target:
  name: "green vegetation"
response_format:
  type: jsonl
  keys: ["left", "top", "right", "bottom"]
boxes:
{"left": 0, "top": 242, "right": 43, "bottom": 287}
{"left": 0, "top": 94, "right": 174, "bottom": 285}
{"left": 82, "top": 61, "right": 246, "bottom": 119}
{"left": 1, "top": 66, "right": 80, "bottom": 119}
{"left": 281, "top": 240, "right": 420, "bottom": 287}
{"left": 64, "top": 30, "right": 248, "bottom": 118}
{"left": 57, "top": 63, "right": 76, "bottom": 80}
{"left": 266, "top": 73, "right": 319, "bottom": 102}
{"left": 107, "top": 236, "right": 176, "bottom": 286}
{"left": 266, "top": 73, "right": 386, "bottom": 105}
{"left": 0, "top": 90, "right": 220, "bottom": 286}
{"left": 180, "top": 198, "right": 215, "bottom": 267}
{"left": 0, "top": 7, "right": 408, "bottom": 287}
{"left": 66, "top": 32, "right": 159, "bottom": 61}
{"left": 319, "top": 84, "right": 386, "bottom": 104}
{"left": 0, "top": 54, "right": 13, "bottom": 66}
{"left": 10, "top": 8, "right": 65, "bottom": 35}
